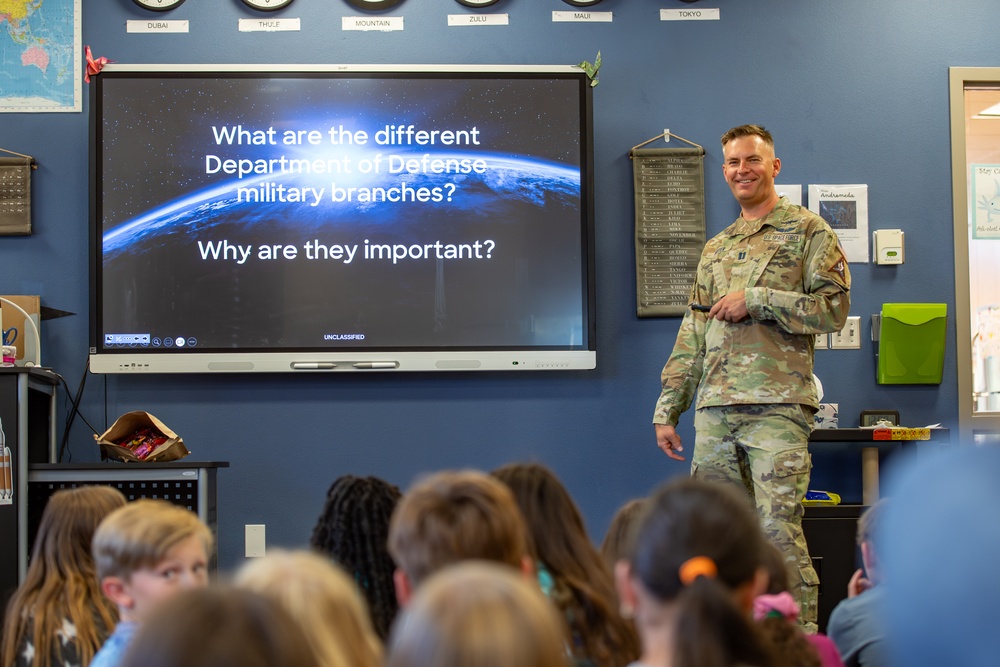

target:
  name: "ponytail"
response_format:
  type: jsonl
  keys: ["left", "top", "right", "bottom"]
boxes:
{"left": 674, "top": 577, "right": 775, "bottom": 667}
{"left": 629, "top": 479, "right": 779, "bottom": 667}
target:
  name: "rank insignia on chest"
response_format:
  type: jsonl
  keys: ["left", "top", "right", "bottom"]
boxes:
{"left": 738, "top": 251, "right": 747, "bottom": 261}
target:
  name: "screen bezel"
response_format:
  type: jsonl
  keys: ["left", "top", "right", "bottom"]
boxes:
{"left": 89, "top": 63, "right": 596, "bottom": 373}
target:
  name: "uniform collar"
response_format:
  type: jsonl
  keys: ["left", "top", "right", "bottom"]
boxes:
{"left": 725, "top": 196, "right": 793, "bottom": 237}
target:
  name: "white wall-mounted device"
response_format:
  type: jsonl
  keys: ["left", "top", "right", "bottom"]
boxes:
{"left": 873, "top": 229, "right": 904, "bottom": 265}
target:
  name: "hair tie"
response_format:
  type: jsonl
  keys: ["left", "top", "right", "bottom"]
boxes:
{"left": 752, "top": 591, "right": 800, "bottom": 621}
{"left": 678, "top": 556, "right": 718, "bottom": 585}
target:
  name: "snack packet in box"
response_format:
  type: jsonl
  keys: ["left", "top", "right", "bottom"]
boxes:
{"left": 95, "top": 411, "right": 189, "bottom": 463}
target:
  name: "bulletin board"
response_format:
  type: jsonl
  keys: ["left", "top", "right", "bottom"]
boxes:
{"left": 0, "top": 155, "right": 33, "bottom": 236}
{"left": 631, "top": 144, "right": 705, "bottom": 317}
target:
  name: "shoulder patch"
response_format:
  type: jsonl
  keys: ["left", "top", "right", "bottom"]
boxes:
{"left": 830, "top": 244, "right": 848, "bottom": 281}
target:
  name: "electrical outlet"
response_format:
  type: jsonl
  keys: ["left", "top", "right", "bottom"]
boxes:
{"left": 814, "top": 333, "right": 828, "bottom": 349}
{"left": 245, "top": 524, "right": 265, "bottom": 558}
{"left": 830, "top": 316, "right": 862, "bottom": 349}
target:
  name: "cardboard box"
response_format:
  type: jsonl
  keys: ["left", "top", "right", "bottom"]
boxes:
{"left": 0, "top": 295, "right": 40, "bottom": 365}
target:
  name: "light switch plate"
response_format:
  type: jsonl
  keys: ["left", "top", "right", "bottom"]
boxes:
{"left": 245, "top": 524, "right": 265, "bottom": 558}
{"left": 831, "top": 316, "right": 862, "bottom": 349}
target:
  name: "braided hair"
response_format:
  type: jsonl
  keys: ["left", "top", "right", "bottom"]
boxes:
{"left": 311, "top": 475, "right": 402, "bottom": 640}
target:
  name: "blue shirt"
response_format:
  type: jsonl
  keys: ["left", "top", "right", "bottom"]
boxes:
{"left": 828, "top": 587, "right": 889, "bottom": 667}
{"left": 90, "top": 621, "right": 138, "bottom": 667}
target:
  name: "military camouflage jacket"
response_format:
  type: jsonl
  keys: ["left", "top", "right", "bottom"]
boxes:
{"left": 653, "top": 197, "right": 851, "bottom": 426}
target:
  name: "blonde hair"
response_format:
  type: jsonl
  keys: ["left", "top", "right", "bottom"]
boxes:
{"left": 93, "top": 499, "right": 212, "bottom": 580}
{"left": 388, "top": 470, "right": 531, "bottom": 587}
{"left": 235, "top": 549, "right": 382, "bottom": 667}
{"left": 386, "top": 562, "right": 571, "bottom": 667}
{"left": 1, "top": 486, "right": 127, "bottom": 667}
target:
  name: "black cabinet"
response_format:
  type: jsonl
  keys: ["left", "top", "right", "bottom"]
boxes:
{"left": 26, "top": 463, "right": 227, "bottom": 570}
{"left": 803, "top": 504, "right": 863, "bottom": 633}
{"left": 0, "top": 368, "right": 58, "bottom": 626}
{"left": 1, "top": 369, "right": 227, "bottom": 631}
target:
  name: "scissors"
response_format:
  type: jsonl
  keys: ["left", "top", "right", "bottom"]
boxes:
{"left": 1, "top": 327, "right": 15, "bottom": 346}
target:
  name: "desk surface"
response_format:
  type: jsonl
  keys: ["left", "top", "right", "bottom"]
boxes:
{"left": 810, "top": 428, "right": 950, "bottom": 443}
{"left": 29, "top": 461, "right": 230, "bottom": 470}
{"left": 0, "top": 367, "right": 59, "bottom": 383}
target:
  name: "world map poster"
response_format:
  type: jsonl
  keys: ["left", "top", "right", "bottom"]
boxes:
{"left": 0, "top": 0, "right": 81, "bottom": 112}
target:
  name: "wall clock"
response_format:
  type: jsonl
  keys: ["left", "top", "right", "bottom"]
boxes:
{"left": 561, "top": 0, "right": 604, "bottom": 6}
{"left": 241, "top": 0, "right": 295, "bottom": 9}
{"left": 344, "top": 0, "right": 404, "bottom": 9}
{"left": 455, "top": 0, "right": 502, "bottom": 7}
{"left": 131, "top": 0, "right": 185, "bottom": 10}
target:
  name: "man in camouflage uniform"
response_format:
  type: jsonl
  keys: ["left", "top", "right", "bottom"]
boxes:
{"left": 652, "top": 124, "right": 850, "bottom": 629}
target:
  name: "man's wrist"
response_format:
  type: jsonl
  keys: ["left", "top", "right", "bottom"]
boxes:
{"left": 744, "top": 286, "right": 767, "bottom": 319}
{"left": 653, "top": 412, "right": 679, "bottom": 427}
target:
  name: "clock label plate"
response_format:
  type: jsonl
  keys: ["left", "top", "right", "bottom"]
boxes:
{"left": 447, "top": 13, "right": 509, "bottom": 26}
{"left": 238, "top": 18, "right": 301, "bottom": 31}
{"left": 126, "top": 19, "right": 189, "bottom": 32}
{"left": 660, "top": 8, "right": 720, "bottom": 21}
{"left": 342, "top": 16, "right": 404, "bottom": 31}
{"left": 552, "top": 11, "right": 612, "bottom": 22}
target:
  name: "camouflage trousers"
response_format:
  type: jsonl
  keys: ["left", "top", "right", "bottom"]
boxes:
{"left": 692, "top": 404, "right": 818, "bottom": 629}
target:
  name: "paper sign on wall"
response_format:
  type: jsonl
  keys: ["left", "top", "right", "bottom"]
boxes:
{"left": 776, "top": 183, "right": 802, "bottom": 206}
{"left": 970, "top": 164, "right": 1000, "bottom": 239}
{"left": 808, "top": 184, "right": 869, "bottom": 262}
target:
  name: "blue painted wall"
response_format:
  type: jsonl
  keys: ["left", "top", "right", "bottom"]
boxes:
{"left": 1, "top": 0, "right": 987, "bottom": 569}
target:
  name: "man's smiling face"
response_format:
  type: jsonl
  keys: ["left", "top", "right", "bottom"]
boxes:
{"left": 722, "top": 134, "right": 781, "bottom": 213}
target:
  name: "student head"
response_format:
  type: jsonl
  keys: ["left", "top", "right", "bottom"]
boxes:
{"left": 856, "top": 499, "right": 886, "bottom": 586}
{"left": 616, "top": 478, "right": 774, "bottom": 667}
{"left": 759, "top": 539, "right": 791, "bottom": 596}
{"left": 387, "top": 469, "right": 532, "bottom": 603}
{"left": 490, "top": 462, "right": 595, "bottom": 572}
{"left": 93, "top": 499, "right": 212, "bottom": 623}
{"left": 386, "top": 561, "right": 571, "bottom": 667}
{"left": 491, "top": 461, "right": 640, "bottom": 667}
{"left": 754, "top": 541, "right": 821, "bottom": 667}
{"left": 882, "top": 445, "right": 1000, "bottom": 667}
{"left": 1, "top": 485, "right": 127, "bottom": 667}
{"left": 600, "top": 497, "right": 648, "bottom": 567}
{"left": 235, "top": 549, "right": 382, "bottom": 667}
{"left": 310, "top": 474, "right": 402, "bottom": 639}
{"left": 119, "top": 586, "right": 320, "bottom": 667}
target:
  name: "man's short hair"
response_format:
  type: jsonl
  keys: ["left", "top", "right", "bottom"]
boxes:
{"left": 387, "top": 470, "right": 531, "bottom": 588}
{"left": 857, "top": 499, "right": 886, "bottom": 552}
{"left": 720, "top": 124, "right": 774, "bottom": 148}
{"left": 93, "top": 499, "right": 213, "bottom": 581}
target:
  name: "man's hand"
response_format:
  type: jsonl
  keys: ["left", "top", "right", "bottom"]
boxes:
{"left": 847, "top": 568, "right": 872, "bottom": 598}
{"left": 708, "top": 290, "right": 749, "bottom": 322}
{"left": 655, "top": 424, "right": 686, "bottom": 461}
